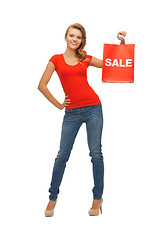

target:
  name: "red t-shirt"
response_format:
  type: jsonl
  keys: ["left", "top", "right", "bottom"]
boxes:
{"left": 49, "top": 54, "right": 101, "bottom": 109}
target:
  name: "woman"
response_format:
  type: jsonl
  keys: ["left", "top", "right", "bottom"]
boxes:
{"left": 38, "top": 23, "right": 126, "bottom": 216}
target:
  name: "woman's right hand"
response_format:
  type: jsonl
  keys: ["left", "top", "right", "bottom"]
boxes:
{"left": 117, "top": 31, "right": 127, "bottom": 45}
{"left": 59, "top": 95, "right": 71, "bottom": 110}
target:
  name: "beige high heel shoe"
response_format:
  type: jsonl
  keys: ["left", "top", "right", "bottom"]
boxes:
{"left": 88, "top": 199, "right": 103, "bottom": 216}
{"left": 44, "top": 200, "right": 57, "bottom": 217}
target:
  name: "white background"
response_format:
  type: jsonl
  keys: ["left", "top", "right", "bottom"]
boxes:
{"left": 0, "top": 0, "right": 168, "bottom": 239}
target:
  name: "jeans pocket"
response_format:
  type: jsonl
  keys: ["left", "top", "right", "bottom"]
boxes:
{"left": 65, "top": 109, "right": 71, "bottom": 113}
{"left": 90, "top": 104, "right": 98, "bottom": 109}
{"left": 91, "top": 104, "right": 102, "bottom": 110}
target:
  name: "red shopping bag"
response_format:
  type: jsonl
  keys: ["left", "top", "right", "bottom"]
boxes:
{"left": 102, "top": 44, "right": 135, "bottom": 83}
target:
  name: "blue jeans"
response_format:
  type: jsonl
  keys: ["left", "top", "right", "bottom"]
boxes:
{"left": 49, "top": 104, "right": 104, "bottom": 201}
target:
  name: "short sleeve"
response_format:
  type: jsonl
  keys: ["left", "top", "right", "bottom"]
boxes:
{"left": 84, "top": 55, "right": 93, "bottom": 67}
{"left": 49, "top": 55, "right": 58, "bottom": 69}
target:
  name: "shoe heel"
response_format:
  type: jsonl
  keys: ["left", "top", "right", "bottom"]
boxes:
{"left": 100, "top": 205, "right": 102, "bottom": 214}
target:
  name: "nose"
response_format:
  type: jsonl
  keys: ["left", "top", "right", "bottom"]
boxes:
{"left": 72, "top": 36, "right": 77, "bottom": 41}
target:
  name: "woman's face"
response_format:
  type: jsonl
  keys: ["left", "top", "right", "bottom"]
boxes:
{"left": 65, "top": 27, "right": 82, "bottom": 50}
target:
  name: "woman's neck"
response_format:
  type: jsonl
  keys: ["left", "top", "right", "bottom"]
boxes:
{"left": 63, "top": 47, "right": 77, "bottom": 58}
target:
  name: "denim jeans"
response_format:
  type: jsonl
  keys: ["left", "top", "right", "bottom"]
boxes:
{"left": 49, "top": 104, "right": 104, "bottom": 201}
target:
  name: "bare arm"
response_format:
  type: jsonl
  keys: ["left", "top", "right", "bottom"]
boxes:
{"left": 89, "top": 57, "right": 103, "bottom": 68}
{"left": 38, "top": 61, "right": 70, "bottom": 110}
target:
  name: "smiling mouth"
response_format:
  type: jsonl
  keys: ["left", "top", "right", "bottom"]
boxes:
{"left": 71, "top": 42, "right": 77, "bottom": 45}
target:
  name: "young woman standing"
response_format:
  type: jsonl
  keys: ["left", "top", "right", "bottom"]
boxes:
{"left": 38, "top": 23, "right": 125, "bottom": 216}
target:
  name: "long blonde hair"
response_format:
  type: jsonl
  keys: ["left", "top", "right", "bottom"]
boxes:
{"left": 65, "top": 23, "right": 87, "bottom": 61}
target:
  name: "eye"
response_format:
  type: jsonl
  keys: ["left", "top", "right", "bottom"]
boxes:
{"left": 77, "top": 36, "right": 82, "bottom": 39}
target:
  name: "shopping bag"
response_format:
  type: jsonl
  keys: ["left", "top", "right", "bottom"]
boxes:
{"left": 102, "top": 44, "right": 135, "bottom": 83}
